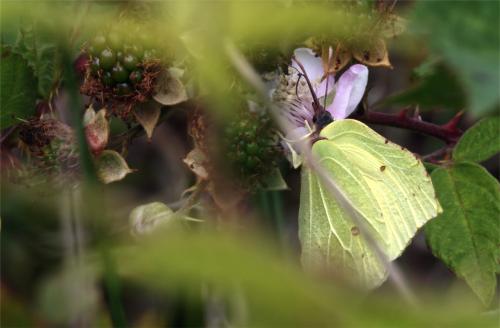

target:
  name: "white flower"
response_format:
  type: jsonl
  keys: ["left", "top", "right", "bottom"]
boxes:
{"left": 271, "top": 47, "right": 369, "bottom": 167}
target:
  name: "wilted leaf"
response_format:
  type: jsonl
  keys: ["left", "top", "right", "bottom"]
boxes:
{"left": 95, "top": 150, "right": 133, "bottom": 184}
{"left": 129, "top": 202, "right": 177, "bottom": 235}
{"left": 352, "top": 39, "right": 391, "bottom": 68}
{"left": 134, "top": 101, "right": 161, "bottom": 140}
{"left": 83, "top": 106, "right": 96, "bottom": 125}
{"left": 183, "top": 148, "right": 209, "bottom": 180}
{"left": 0, "top": 49, "right": 38, "bottom": 129}
{"left": 453, "top": 116, "right": 500, "bottom": 163}
{"left": 378, "top": 14, "right": 406, "bottom": 38}
{"left": 425, "top": 162, "right": 500, "bottom": 306}
{"left": 321, "top": 43, "right": 351, "bottom": 74}
{"left": 84, "top": 108, "right": 109, "bottom": 155}
{"left": 153, "top": 69, "right": 188, "bottom": 106}
{"left": 299, "top": 119, "right": 441, "bottom": 288}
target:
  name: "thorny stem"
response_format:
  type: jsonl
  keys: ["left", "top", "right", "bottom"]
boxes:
{"left": 351, "top": 108, "right": 463, "bottom": 145}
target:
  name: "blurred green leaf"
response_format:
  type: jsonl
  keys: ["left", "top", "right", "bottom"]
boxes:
{"left": 300, "top": 120, "right": 441, "bottom": 288}
{"left": 411, "top": 1, "right": 500, "bottom": 116}
{"left": 260, "top": 168, "right": 288, "bottom": 191}
{"left": 425, "top": 162, "right": 500, "bottom": 306}
{"left": 95, "top": 150, "right": 133, "bottom": 184}
{"left": 383, "top": 60, "right": 466, "bottom": 110}
{"left": 112, "top": 228, "right": 496, "bottom": 327}
{"left": 0, "top": 48, "right": 38, "bottom": 129}
{"left": 37, "top": 265, "right": 99, "bottom": 325}
{"left": 13, "top": 26, "right": 59, "bottom": 99}
{"left": 453, "top": 116, "right": 500, "bottom": 163}
{"left": 0, "top": 287, "right": 35, "bottom": 327}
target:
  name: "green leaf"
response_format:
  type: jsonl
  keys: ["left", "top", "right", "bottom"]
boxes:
{"left": 299, "top": 119, "right": 441, "bottom": 288}
{"left": 95, "top": 150, "right": 133, "bottom": 184}
{"left": 453, "top": 117, "right": 500, "bottom": 163}
{"left": 383, "top": 61, "right": 466, "bottom": 111}
{"left": 425, "top": 162, "right": 500, "bottom": 306}
{"left": 13, "top": 27, "right": 59, "bottom": 99}
{"left": 0, "top": 48, "right": 38, "bottom": 129}
{"left": 411, "top": 1, "right": 500, "bottom": 116}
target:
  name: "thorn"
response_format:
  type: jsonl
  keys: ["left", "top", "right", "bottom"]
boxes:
{"left": 397, "top": 108, "right": 409, "bottom": 119}
{"left": 413, "top": 106, "right": 421, "bottom": 120}
{"left": 442, "top": 111, "right": 464, "bottom": 132}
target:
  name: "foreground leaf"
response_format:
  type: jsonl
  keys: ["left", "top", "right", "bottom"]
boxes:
{"left": 299, "top": 119, "right": 441, "bottom": 288}
{"left": 453, "top": 117, "right": 500, "bottom": 163}
{"left": 425, "top": 162, "right": 500, "bottom": 306}
{"left": 0, "top": 49, "right": 38, "bottom": 129}
{"left": 95, "top": 150, "right": 133, "bottom": 184}
{"left": 112, "top": 229, "right": 495, "bottom": 327}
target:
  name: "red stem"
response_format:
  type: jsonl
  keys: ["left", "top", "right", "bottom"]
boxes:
{"left": 351, "top": 110, "right": 463, "bottom": 145}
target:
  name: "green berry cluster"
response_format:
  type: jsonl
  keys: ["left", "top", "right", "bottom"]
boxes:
{"left": 87, "top": 32, "right": 158, "bottom": 96}
{"left": 223, "top": 112, "right": 280, "bottom": 190}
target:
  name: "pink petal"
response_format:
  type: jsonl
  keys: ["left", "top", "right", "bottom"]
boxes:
{"left": 292, "top": 48, "right": 334, "bottom": 98}
{"left": 326, "top": 64, "right": 368, "bottom": 120}
{"left": 315, "top": 75, "right": 335, "bottom": 99}
{"left": 292, "top": 48, "right": 324, "bottom": 85}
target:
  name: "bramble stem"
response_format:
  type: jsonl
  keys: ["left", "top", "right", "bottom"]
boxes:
{"left": 351, "top": 109, "right": 463, "bottom": 145}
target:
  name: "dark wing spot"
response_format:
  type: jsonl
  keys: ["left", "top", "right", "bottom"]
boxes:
{"left": 380, "top": 165, "right": 386, "bottom": 172}
{"left": 384, "top": 139, "right": 389, "bottom": 144}
{"left": 351, "top": 226, "right": 360, "bottom": 236}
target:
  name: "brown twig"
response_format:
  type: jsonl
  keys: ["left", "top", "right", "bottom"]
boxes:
{"left": 351, "top": 109, "right": 463, "bottom": 145}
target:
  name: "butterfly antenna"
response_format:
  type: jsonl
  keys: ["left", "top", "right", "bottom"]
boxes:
{"left": 288, "top": 65, "right": 305, "bottom": 99}
{"left": 292, "top": 56, "right": 321, "bottom": 115}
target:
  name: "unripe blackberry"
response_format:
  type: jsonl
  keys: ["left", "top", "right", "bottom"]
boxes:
{"left": 99, "top": 48, "right": 116, "bottom": 70}
{"left": 222, "top": 110, "right": 281, "bottom": 191}
{"left": 81, "top": 24, "right": 163, "bottom": 106}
